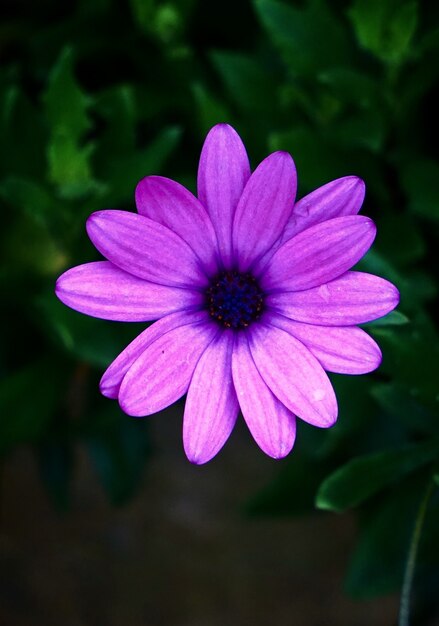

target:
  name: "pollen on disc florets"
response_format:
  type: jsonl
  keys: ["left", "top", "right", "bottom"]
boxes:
{"left": 205, "top": 270, "right": 265, "bottom": 329}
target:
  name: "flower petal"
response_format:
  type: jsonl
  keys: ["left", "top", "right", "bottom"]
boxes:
{"left": 119, "top": 315, "right": 218, "bottom": 416}
{"left": 261, "top": 215, "right": 376, "bottom": 292}
{"left": 267, "top": 271, "right": 400, "bottom": 325}
{"left": 282, "top": 176, "right": 365, "bottom": 241}
{"left": 135, "top": 176, "right": 219, "bottom": 274}
{"left": 197, "top": 124, "right": 251, "bottom": 268}
{"left": 268, "top": 313, "right": 382, "bottom": 375}
{"left": 248, "top": 323, "right": 337, "bottom": 428}
{"left": 232, "top": 332, "right": 296, "bottom": 459}
{"left": 233, "top": 151, "right": 297, "bottom": 271}
{"left": 99, "top": 310, "right": 208, "bottom": 399}
{"left": 56, "top": 261, "right": 202, "bottom": 322}
{"left": 86, "top": 210, "right": 207, "bottom": 288}
{"left": 183, "top": 331, "right": 238, "bottom": 464}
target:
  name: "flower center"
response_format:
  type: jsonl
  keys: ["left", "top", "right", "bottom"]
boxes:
{"left": 205, "top": 271, "right": 265, "bottom": 329}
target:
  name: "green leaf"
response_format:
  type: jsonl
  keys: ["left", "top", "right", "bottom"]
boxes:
{"left": 269, "top": 127, "right": 348, "bottom": 190}
{"left": 359, "top": 248, "right": 435, "bottom": 311}
{"left": 101, "top": 126, "right": 182, "bottom": 204}
{"left": 254, "top": 0, "right": 350, "bottom": 75}
{"left": 0, "top": 359, "right": 63, "bottom": 455}
{"left": 330, "top": 108, "right": 386, "bottom": 153}
{"left": 129, "top": 0, "right": 194, "bottom": 44}
{"left": 44, "top": 47, "right": 91, "bottom": 140}
{"left": 363, "top": 310, "right": 409, "bottom": 327}
{"left": 210, "top": 50, "right": 277, "bottom": 114}
{"left": 316, "top": 440, "right": 439, "bottom": 512}
{"left": 372, "top": 382, "right": 439, "bottom": 434}
{"left": 0, "top": 180, "right": 66, "bottom": 274}
{"left": 357, "top": 246, "right": 402, "bottom": 284}
{"left": 345, "top": 476, "right": 422, "bottom": 597}
{"left": 1, "top": 211, "right": 66, "bottom": 276}
{"left": 129, "top": 0, "right": 155, "bottom": 35}
{"left": 94, "top": 90, "right": 182, "bottom": 204}
{"left": 95, "top": 85, "right": 136, "bottom": 159}
{"left": 192, "top": 83, "right": 232, "bottom": 137}
{"left": 318, "top": 68, "right": 378, "bottom": 109}
{"left": 0, "top": 87, "right": 46, "bottom": 178}
{"left": 348, "top": 0, "right": 418, "bottom": 65}
{"left": 44, "top": 47, "right": 98, "bottom": 199}
{"left": 0, "top": 177, "right": 55, "bottom": 225}
{"left": 345, "top": 475, "right": 439, "bottom": 599}
{"left": 47, "top": 134, "right": 100, "bottom": 199}
{"left": 369, "top": 316, "right": 439, "bottom": 408}
{"left": 153, "top": 4, "right": 183, "bottom": 45}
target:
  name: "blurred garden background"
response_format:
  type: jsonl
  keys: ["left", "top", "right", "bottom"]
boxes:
{"left": 1, "top": 0, "right": 439, "bottom": 624}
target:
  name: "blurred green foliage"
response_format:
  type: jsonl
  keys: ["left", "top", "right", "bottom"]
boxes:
{"left": 1, "top": 0, "right": 439, "bottom": 618}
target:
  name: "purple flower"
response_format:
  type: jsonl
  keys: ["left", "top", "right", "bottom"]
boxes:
{"left": 56, "top": 124, "right": 399, "bottom": 464}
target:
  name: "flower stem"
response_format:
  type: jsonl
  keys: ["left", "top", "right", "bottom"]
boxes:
{"left": 398, "top": 478, "right": 435, "bottom": 626}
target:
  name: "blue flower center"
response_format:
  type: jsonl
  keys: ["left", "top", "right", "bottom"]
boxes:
{"left": 205, "top": 271, "right": 265, "bottom": 329}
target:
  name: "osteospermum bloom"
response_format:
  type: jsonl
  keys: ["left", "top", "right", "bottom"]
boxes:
{"left": 56, "top": 124, "right": 399, "bottom": 463}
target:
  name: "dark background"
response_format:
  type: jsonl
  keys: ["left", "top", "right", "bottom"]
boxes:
{"left": 1, "top": 0, "right": 439, "bottom": 624}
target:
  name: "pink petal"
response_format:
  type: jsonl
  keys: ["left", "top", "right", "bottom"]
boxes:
{"left": 86, "top": 210, "right": 208, "bottom": 288}
{"left": 253, "top": 176, "right": 365, "bottom": 275}
{"left": 233, "top": 151, "right": 297, "bottom": 271}
{"left": 100, "top": 310, "right": 209, "bottom": 399}
{"left": 118, "top": 316, "right": 218, "bottom": 417}
{"left": 249, "top": 324, "right": 338, "bottom": 428}
{"left": 56, "top": 261, "right": 202, "bottom": 322}
{"left": 135, "top": 176, "right": 219, "bottom": 275}
{"left": 197, "top": 124, "right": 251, "bottom": 268}
{"left": 267, "top": 271, "right": 400, "bottom": 325}
{"left": 232, "top": 332, "right": 296, "bottom": 459}
{"left": 268, "top": 313, "right": 382, "bottom": 375}
{"left": 282, "top": 176, "right": 365, "bottom": 241}
{"left": 183, "top": 331, "right": 238, "bottom": 464}
{"left": 261, "top": 215, "right": 376, "bottom": 292}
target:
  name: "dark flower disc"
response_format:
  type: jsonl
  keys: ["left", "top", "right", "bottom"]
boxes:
{"left": 205, "top": 271, "right": 265, "bottom": 329}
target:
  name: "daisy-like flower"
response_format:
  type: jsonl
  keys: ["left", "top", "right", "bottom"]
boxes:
{"left": 56, "top": 124, "right": 399, "bottom": 464}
